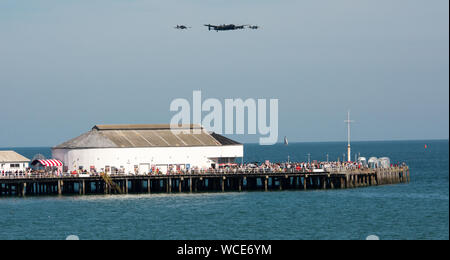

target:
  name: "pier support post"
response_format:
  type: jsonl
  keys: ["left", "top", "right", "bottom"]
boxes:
{"left": 80, "top": 180, "right": 85, "bottom": 195}
{"left": 189, "top": 177, "right": 193, "bottom": 193}
{"left": 222, "top": 177, "right": 226, "bottom": 192}
{"left": 21, "top": 183, "right": 26, "bottom": 197}
{"left": 104, "top": 181, "right": 108, "bottom": 194}
{"left": 147, "top": 179, "right": 151, "bottom": 193}
{"left": 58, "top": 180, "right": 62, "bottom": 195}
{"left": 264, "top": 176, "right": 268, "bottom": 192}
{"left": 197, "top": 177, "right": 202, "bottom": 192}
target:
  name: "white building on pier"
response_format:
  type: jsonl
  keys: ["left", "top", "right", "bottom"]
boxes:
{"left": 52, "top": 124, "right": 244, "bottom": 175}
{"left": 0, "top": 151, "right": 30, "bottom": 173}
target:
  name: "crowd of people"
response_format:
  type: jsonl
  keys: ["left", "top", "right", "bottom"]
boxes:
{"left": 1, "top": 160, "right": 405, "bottom": 178}
{"left": 1, "top": 169, "right": 62, "bottom": 178}
{"left": 1, "top": 170, "right": 29, "bottom": 178}
{"left": 163, "top": 161, "right": 373, "bottom": 175}
{"left": 162, "top": 160, "right": 405, "bottom": 176}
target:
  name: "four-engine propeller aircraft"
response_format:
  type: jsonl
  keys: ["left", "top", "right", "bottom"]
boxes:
{"left": 204, "top": 24, "right": 247, "bottom": 31}
{"left": 174, "top": 24, "right": 260, "bottom": 31}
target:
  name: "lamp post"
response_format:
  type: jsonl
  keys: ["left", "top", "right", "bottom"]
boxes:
{"left": 345, "top": 110, "right": 355, "bottom": 162}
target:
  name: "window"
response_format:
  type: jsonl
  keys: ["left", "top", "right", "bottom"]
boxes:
{"left": 10, "top": 164, "right": 20, "bottom": 168}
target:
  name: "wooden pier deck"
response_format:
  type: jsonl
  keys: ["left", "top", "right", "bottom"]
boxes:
{"left": 0, "top": 167, "right": 410, "bottom": 197}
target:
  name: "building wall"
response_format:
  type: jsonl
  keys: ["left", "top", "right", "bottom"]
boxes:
{"left": 52, "top": 145, "right": 243, "bottom": 174}
{"left": 0, "top": 162, "right": 29, "bottom": 172}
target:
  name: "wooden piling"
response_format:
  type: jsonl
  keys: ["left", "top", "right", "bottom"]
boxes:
{"left": 58, "top": 180, "right": 62, "bottom": 195}
{"left": 20, "top": 183, "right": 26, "bottom": 197}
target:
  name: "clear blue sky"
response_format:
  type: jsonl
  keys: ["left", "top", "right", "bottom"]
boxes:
{"left": 0, "top": 0, "right": 448, "bottom": 147}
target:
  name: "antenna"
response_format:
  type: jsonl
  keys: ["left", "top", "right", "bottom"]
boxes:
{"left": 344, "top": 110, "right": 355, "bottom": 162}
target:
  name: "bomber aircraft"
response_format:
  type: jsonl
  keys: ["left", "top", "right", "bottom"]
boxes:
{"left": 204, "top": 24, "right": 247, "bottom": 31}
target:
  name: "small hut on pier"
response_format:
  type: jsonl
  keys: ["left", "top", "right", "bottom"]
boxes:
{"left": 0, "top": 151, "right": 30, "bottom": 173}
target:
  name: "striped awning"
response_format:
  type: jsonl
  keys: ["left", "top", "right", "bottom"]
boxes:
{"left": 34, "top": 159, "right": 63, "bottom": 167}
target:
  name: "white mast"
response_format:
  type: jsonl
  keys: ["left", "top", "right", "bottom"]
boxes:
{"left": 344, "top": 110, "right": 355, "bottom": 162}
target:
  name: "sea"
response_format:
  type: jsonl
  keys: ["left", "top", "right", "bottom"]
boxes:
{"left": 0, "top": 140, "right": 448, "bottom": 240}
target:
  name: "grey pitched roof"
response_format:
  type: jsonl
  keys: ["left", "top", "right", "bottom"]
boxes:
{"left": 210, "top": 132, "right": 242, "bottom": 145}
{"left": 54, "top": 124, "right": 241, "bottom": 149}
{"left": 0, "top": 151, "right": 30, "bottom": 163}
{"left": 92, "top": 124, "right": 201, "bottom": 131}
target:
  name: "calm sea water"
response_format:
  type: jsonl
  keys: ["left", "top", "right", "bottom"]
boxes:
{"left": 0, "top": 140, "right": 448, "bottom": 240}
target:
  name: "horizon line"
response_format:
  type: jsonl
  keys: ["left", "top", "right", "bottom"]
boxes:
{"left": 0, "top": 138, "right": 448, "bottom": 149}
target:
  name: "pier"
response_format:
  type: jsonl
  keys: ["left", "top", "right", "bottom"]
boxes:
{"left": 0, "top": 167, "right": 410, "bottom": 197}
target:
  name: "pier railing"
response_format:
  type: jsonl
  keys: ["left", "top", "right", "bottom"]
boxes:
{"left": 0, "top": 166, "right": 408, "bottom": 179}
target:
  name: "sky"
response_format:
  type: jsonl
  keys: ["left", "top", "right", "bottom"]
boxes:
{"left": 0, "top": 0, "right": 448, "bottom": 147}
